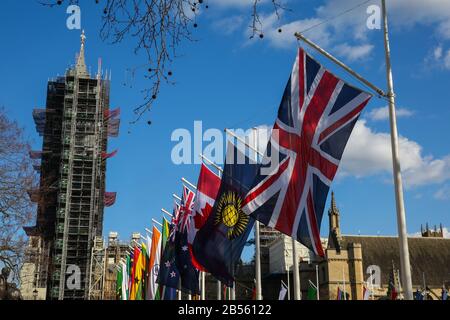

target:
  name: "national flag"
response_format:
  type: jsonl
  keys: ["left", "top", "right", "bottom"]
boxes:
{"left": 157, "top": 203, "right": 182, "bottom": 297}
{"left": 278, "top": 281, "right": 288, "bottom": 300}
{"left": 104, "top": 192, "right": 117, "bottom": 207}
{"left": 104, "top": 107, "right": 120, "bottom": 119}
{"left": 134, "top": 243, "right": 147, "bottom": 300}
{"left": 193, "top": 142, "right": 258, "bottom": 287}
{"left": 242, "top": 48, "right": 372, "bottom": 256}
{"left": 158, "top": 218, "right": 170, "bottom": 299}
{"left": 101, "top": 149, "right": 118, "bottom": 160}
{"left": 116, "top": 264, "right": 123, "bottom": 300}
{"left": 387, "top": 267, "right": 398, "bottom": 300}
{"left": 442, "top": 287, "right": 448, "bottom": 300}
{"left": 189, "top": 163, "right": 221, "bottom": 271}
{"left": 414, "top": 289, "right": 424, "bottom": 300}
{"left": 175, "top": 186, "right": 200, "bottom": 295}
{"left": 126, "top": 252, "right": 132, "bottom": 299}
{"left": 307, "top": 280, "right": 317, "bottom": 300}
{"left": 336, "top": 287, "right": 343, "bottom": 300}
{"left": 147, "top": 226, "right": 161, "bottom": 300}
{"left": 129, "top": 246, "right": 140, "bottom": 300}
{"left": 363, "top": 285, "right": 371, "bottom": 300}
{"left": 121, "top": 260, "right": 129, "bottom": 300}
{"left": 223, "top": 285, "right": 230, "bottom": 300}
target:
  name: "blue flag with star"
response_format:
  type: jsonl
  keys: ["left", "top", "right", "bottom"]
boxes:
{"left": 174, "top": 186, "right": 200, "bottom": 295}
{"left": 156, "top": 223, "right": 180, "bottom": 294}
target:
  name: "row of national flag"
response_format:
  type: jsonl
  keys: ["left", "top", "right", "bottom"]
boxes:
{"left": 116, "top": 220, "right": 172, "bottom": 300}
{"left": 116, "top": 47, "right": 375, "bottom": 298}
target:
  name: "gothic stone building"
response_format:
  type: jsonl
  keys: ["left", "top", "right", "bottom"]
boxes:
{"left": 264, "top": 193, "right": 450, "bottom": 300}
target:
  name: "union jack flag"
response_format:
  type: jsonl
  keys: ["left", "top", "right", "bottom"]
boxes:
{"left": 168, "top": 202, "right": 181, "bottom": 242}
{"left": 179, "top": 186, "right": 196, "bottom": 233}
{"left": 242, "top": 48, "right": 372, "bottom": 256}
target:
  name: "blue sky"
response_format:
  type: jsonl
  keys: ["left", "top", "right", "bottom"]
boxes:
{"left": 0, "top": 0, "right": 449, "bottom": 248}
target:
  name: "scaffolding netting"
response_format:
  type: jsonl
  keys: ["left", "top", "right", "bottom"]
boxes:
{"left": 104, "top": 192, "right": 117, "bottom": 207}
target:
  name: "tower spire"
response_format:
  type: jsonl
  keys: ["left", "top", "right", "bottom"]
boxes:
{"left": 331, "top": 191, "right": 339, "bottom": 214}
{"left": 327, "top": 191, "right": 342, "bottom": 250}
{"left": 75, "top": 30, "right": 89, "bottom": 77}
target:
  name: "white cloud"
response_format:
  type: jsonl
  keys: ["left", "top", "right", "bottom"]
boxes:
{"left": 426, "top": 45, "right": 450, "bottom": 70}
{"left": 213, "top": 15, "right": 245, "bottom": 35}
{"left": 434, "top": 46, "right": 443, "bottom": 60}
{"left": 334, "top": 43, "right": 374, "bottom": 61}
{"left": 242, "top": 121, "right": 450, "bottom": 189}
{"left": 209, "top": 0, "right": 263, "bottom": 8}
{"left": 434, "top": 185, "right": 450, "bottom": 200}
{"left": 437, "top": 20, "right": 450, "bottom": 39}
{"left": 445, "top": 50, "right": 450, "bottom": 69}
{"left": 367, "top": 106, "right": 414, "bottom": 121}
{"left": 340, "top": 120, "right": 450, "bottom": 188}
{"left": 261, "top": 16, "right": 331, "bottom": 49}
{"left": 317, "top": 0, "right": 450, "bottom": 40}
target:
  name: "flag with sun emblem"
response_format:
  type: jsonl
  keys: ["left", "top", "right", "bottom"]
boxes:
{"left": 192, "top": 142, "right": 258, "bottom": 287}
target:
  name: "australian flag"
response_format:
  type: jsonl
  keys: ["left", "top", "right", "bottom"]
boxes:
{"left": 193, "top": 142, "right": 258, "bottom": 287}
{"left": 175, "top": 187, "right": 200, "bottom": 295}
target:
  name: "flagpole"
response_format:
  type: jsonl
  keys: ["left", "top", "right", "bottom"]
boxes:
{"left": 315, "top": 265, "right": 319, "bottom": 300}
{"left": 161, "top": 208, "right": 173, "bottom": 218}
{"left": 422, "top": 272, "right": 427, "bottom": 300}
{"left": 217, "top": 280, "right": 222, "bottom": 300}
{"left": 231, "top": 284, "right": 236, "bottom": 300}
{"left": 342, "top": 267, "right": 346, "bottom": 300}
{"left": 293, "top": 32, "right": 384, "bottom": 97}
{"left": 370, "top": 267, "right": 374, "bottom": 300}
{"left": 292, "top": 238, "right": 301, "bottom": 300}
{"left": 252, "top": 127, "right": 263, "bottom": 301}
{"left": 200, "top": 153, "right": 224, "bottom": 173}
{"left": 286, "top": 263, "right": 290, "bottom": 300}
{"left": 217, "top": 167, "right": 223, "bottom": 301}
{"left": 181, "top": 177, "right": 197, "bottom": 190}
{"left": 381, "top": 0, "right": 413, "bottom": 301}
{"left": 201, "top": 271, "right": 206, "bottom": 300}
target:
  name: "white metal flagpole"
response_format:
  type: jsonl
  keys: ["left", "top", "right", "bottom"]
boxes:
{"left": 381, "top": 0, "right": 413, "bottom": 300}
{"left": 316, "top": 265, "right": 320, "bottom": 300}
{"left": 342, "top": 267, "right": 346, "bottom": 301}
{"left": 292, "top": 238, "right": 301, "bottom": 300}
{"left": 217, "top": 280, "right": 222, "bottom": 300}
{"left": 201, "top": 271, "right": 206, "bottom": 300}
{"left": 252, "top": 127, "right": 263, "bottom": 301}
{"left": 286, "top": 263, "right": 291, "bottom": 300}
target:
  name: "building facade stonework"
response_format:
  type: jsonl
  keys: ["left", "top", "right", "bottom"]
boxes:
{"left": 266, "top": 192, "right": 450, "bottom": 300}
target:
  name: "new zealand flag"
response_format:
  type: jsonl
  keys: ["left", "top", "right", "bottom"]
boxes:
{"left": 156, "top": 204, "right": 181, "bottom": 295}
{"left": 192, "top": 142, "right": 258, "bottom": 287}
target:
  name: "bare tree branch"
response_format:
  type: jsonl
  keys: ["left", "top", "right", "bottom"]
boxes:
{"left": 39, "top": 0, "right": 286, "bottom": 122}
{"left": 0, "top": 108, "right": 37, "bottom": 282}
